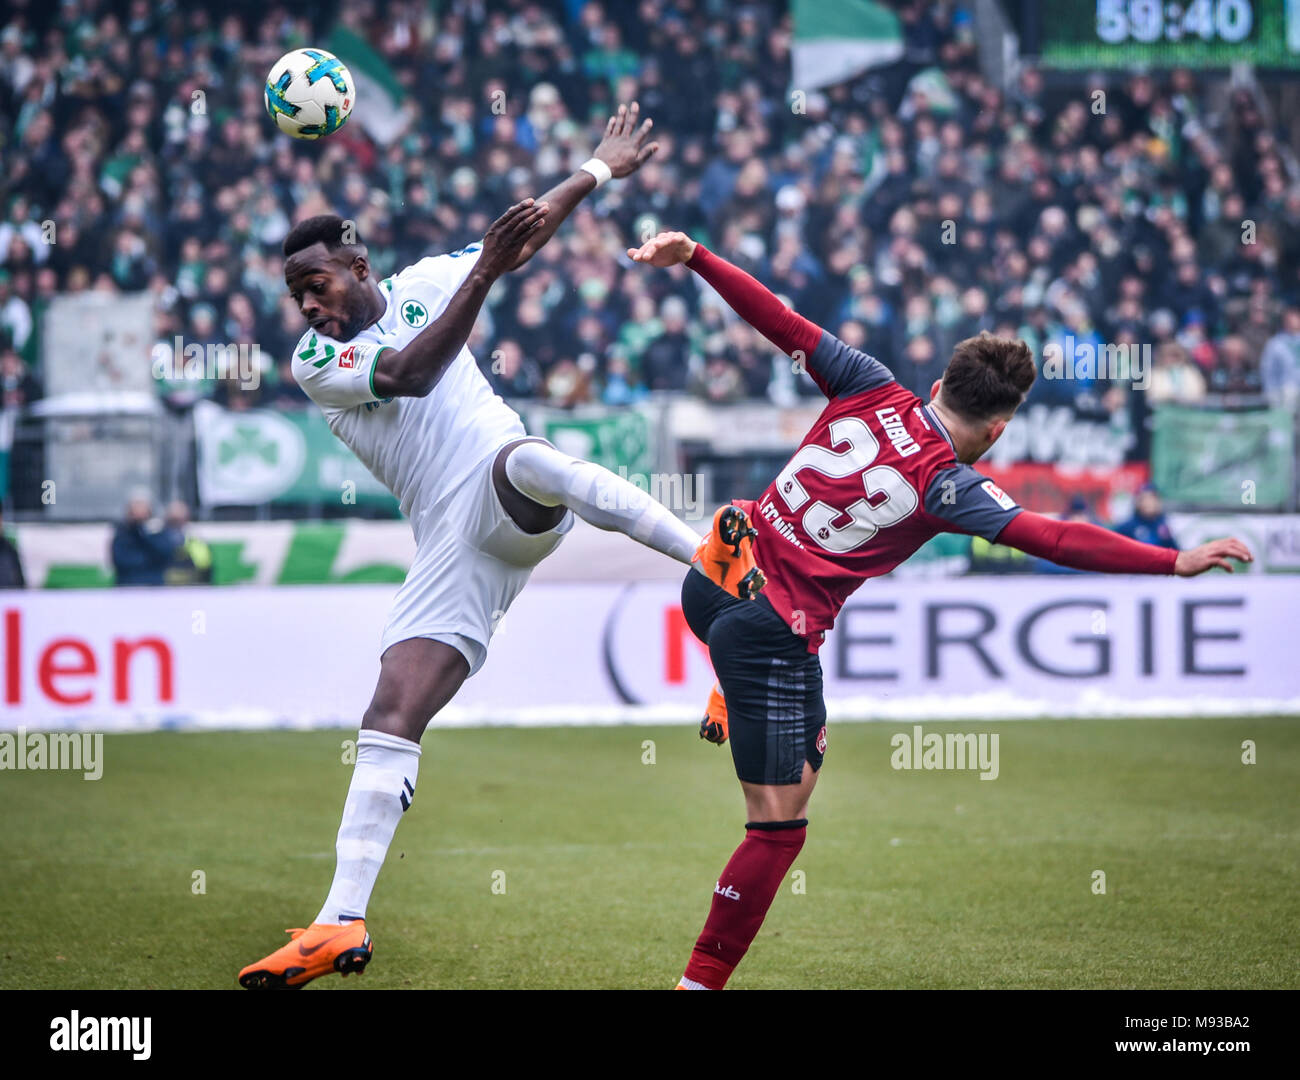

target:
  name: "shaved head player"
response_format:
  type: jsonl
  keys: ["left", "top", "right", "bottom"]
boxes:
{"left": 238, "top": 107, "right": 756, "bottom": 989}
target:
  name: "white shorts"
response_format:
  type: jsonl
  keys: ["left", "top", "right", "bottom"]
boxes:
{"left": 380, "top": 450, "right": 574, "bottom": 675}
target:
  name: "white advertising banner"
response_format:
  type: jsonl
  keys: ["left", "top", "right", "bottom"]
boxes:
{"left": 1167, "top": 513, "right": 1300, "bottom": 572}
{"left": 1, "top": 576, "right": 1297, "bottom": 731}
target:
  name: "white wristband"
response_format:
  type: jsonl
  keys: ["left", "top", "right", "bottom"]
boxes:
{"left": 579, "top": 157, "right": 613, "bottom": 188}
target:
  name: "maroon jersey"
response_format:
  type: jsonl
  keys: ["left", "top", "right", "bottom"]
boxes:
{"left": 735, "top": 331, "right": 1022, "bottom": 649}
{"left": 683, "top": 241, "right": 1179, "bottom": 641}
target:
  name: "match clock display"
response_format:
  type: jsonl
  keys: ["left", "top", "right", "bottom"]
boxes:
{"left": 1027, "top": 0, "right": 1300, "bottom": 68}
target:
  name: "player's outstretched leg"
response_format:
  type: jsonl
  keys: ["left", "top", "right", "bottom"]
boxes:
{"left": 239, "top": 639, "right": 467, "bottom": 989}
{"left": 691, "top": 504, "right": 766, "bottom": 600}
{"left": 499, "top": 438, "right": 702, "bottom": 563}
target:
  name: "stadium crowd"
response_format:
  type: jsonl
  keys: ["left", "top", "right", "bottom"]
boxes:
{"left": 1, "top": 0, "right": 1299, "bottom": 442}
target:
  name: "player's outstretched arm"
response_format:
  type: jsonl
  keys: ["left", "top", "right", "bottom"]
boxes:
{"left": 628, "top": 232, "right": 823, "bottom": 359}
{"left": 628, "top": 232, "right": 894, "bottom": 399}
{"left": 997, "top": 511, "right": 1253, "bottom": 576}
{"left": 507, "top": 101, "right": 659, "bottom": 271}
{"left": 373, "top": 199, "right": 547, "bottom": 398}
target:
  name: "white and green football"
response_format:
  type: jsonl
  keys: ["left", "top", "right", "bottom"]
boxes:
{"left": 264, "top": 48, "right": 355, "bottom": 140}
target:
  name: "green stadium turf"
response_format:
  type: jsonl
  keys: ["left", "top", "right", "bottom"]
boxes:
{"left": 1, "top": 716, "right": 1295, "bottom": 989}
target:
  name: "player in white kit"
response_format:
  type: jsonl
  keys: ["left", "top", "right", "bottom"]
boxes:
{"left": 238, "top": 105, "right": 753, "bottom": 988}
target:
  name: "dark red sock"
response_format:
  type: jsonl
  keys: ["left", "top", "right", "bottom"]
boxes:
{"left": 682, "top": 822, "right": 807, "bottom": 990}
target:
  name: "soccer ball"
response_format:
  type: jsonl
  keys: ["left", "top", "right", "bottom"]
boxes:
{"left": 264, "top": 48, "right": 355, "bottom": 140}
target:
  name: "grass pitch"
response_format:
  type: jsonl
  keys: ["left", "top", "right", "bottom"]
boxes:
{"left": 1, "top": 716, "right": 1295, "bottom": 989}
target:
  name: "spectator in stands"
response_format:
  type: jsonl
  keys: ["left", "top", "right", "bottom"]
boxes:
{"left": 1208, "top": 335, "right": 1264, "bottom": 397}
{"left": 689, "top": 341, "right": 746, "bottom": 404}
{"left": 162, "top": 500, "right": 213, "bottom": 585}
{"left": 110, "top": 493, "right": 178, "bottom": 587}
{"left": 0, "top": 270, "right": 32, "bottom": 356}
{"left": 543, "top": 356, "right": 593, "bottom": 407}
{"left": 0, "top": 347, "right": 40, "bottom": 408}
{"left": 1148, "top": 343, "right": 1207, "bottom": 407}
{"left": 0, "top": 0, "right": 1295, "bottom": 430}
{"left": 641, "top": 296, "right": 693, "bottom": 392}
{"left": 0, "top": 508, "right": 24, "bottom": 588}
{"left": 484, "top": 338, "right": 543, "bottom": 399}
{"left": 1260, "top": 307, "right": 1300, "bottom": 407}
{"left": 895, "top": 332, "right": 946, "bottom": 401}
{"left": 600, "top": 352, "right": 644, "bottom": 406}
{"left": 1116, "top": 486, "right": 1179, "bottom": 550}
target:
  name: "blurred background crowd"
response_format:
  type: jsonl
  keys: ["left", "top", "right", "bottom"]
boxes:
{"left": 1, "top": 0, "right": 1298, "bottom": 430}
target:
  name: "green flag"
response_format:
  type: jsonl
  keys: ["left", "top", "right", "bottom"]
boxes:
{"left": 791, "top": 0, "right": 904, "bottom": 91}
{"left": 327, "top": 25, "right": 410, "bottom": 145}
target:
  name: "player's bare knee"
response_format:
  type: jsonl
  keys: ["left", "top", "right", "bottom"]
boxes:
{"left": 360, "top": 704, "right": 427, "bottom": 743}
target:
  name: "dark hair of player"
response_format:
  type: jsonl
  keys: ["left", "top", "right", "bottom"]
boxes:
{"left": 283, "top": 215, "right": 362, "bottom": 260}
{"left": 939, "top": 332, "right": 1036, "bottom": 420}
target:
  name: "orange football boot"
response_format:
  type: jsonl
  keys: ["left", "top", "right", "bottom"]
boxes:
{"left": 699, "top": 682, "right": 729, "bottom": 745}
{"left": 238, "top": 921, "right": 372, "bottom": 990}
{"left": 691, "top": 505, "right": 766, "bottom": 600}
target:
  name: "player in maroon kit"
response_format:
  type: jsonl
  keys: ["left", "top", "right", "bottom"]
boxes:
{"left": 627, "top": 230, "right": 1253, "bottom": 990}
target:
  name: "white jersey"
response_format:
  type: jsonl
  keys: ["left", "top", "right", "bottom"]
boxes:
{"left": 291, "top": 244, "right": 525, "bottom": 519}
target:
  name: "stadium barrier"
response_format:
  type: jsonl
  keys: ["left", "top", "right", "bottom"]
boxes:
{"left": 3, "top": 574, "right": 1296, "bottom": 731}
{"left": 7, "top": 394, "right": 1298, "bottom": 523}
{"left": 11, "top": 512, "right": 1300, "bottom": 589}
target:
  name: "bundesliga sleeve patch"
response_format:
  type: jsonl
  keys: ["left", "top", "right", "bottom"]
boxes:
{"left": 980, "top": 479, "right": 1017, "bottom": 511}
{"left": 335, "top": 343, "right": 383, "bottom": 370}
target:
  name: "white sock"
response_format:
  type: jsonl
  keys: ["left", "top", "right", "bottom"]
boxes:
{"left": 314, "top": 729, "right": 421, "bottom": 926}
{"left": 505, "top": 440, "right": 700, "bottom": 564}
{"left": 676, "top": 977, "right": 711, "bottom": 990}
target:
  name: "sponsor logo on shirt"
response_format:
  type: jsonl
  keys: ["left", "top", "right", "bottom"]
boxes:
{"left": 298, "top": 333, "right": 335, "bottom": 369}
{"left": 980, "top": 479, "right": 1017, "bottom": 511}
{"left": 338, "top": 345, "right": 357, "bottom": 369}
